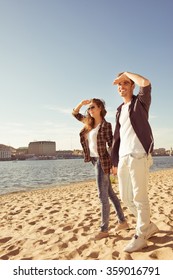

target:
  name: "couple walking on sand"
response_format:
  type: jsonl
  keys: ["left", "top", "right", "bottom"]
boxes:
{"left": 72, "top": 71, "right": 159, "bottom": 253}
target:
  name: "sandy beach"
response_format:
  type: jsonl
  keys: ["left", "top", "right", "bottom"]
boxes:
{"left": 0, "top": 169, "right": 172, "bottom": 260}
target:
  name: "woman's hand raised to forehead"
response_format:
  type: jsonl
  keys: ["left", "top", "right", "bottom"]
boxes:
{"left": 80, "top": 100, "right": 91, "bottom": 106}
{"left": 73, "top": 99, "right": 91, "bottom": 114}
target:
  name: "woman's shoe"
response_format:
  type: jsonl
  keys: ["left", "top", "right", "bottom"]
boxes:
{"left": 95, "top": 231, "right": 109, "bottom": 240}
{"left": 115, "top": 221, "right": 129, "bottom": 231}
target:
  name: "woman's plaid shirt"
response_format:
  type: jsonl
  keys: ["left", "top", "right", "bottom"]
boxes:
{"left": 72, "top": 112, "right": 113, "bottom": 174}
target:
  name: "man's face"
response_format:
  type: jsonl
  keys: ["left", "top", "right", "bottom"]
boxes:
{"left": 117, "top": 79, "right": 134, "bottom": 99}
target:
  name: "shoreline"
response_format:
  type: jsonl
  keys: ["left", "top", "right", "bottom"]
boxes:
{"left": 0, "top": 167, "right": 172, "bottom": 198}
{"left": 0, "top": 168, "right": 173, "bottom": 260}
{"left": 0, "top": 178, "right": 96, "bottom": 197}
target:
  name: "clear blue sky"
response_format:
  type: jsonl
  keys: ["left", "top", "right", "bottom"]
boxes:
{"left": 0, "top": 0, "right": 172, "bottom": 150}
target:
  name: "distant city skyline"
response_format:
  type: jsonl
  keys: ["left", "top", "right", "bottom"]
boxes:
{"left": 0, "top": 141, "right": 172, "bottom": 152}
{"left": 0, "top": 1, "right": 173, "bottom": 150}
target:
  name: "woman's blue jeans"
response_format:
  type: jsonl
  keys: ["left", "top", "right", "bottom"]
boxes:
{"left": 91, "top": 157, "right": 125, "bottom": 232}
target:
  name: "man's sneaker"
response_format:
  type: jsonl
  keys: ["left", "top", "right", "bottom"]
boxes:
{"left": 95, "top": 231, "right": 109, "bottom": 240}
{"left": 115, "top": 221, "right": 130, "bottom": 231}
{"left": 145, "top": 222, "right": 159, "bottom": 239}
{"left": 124, "top": 235, "right": 147, "bottom": 253}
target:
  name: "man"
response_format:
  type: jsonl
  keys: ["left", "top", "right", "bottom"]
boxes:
{"left": 111, "top": 71, "right": 159, "bottom": 253}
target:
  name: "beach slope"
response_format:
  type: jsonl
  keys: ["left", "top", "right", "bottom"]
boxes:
{"left": 0, "top": 169, "right": 173, "bottom": 260}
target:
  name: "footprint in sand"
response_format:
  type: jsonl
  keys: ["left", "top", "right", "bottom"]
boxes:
{"left": 120, "top": 252, "right": 133, "bottom": 260}
{"left": 44, "top": 229, "right": 55, "bottom": 235}
{"left": 65, "top": 250, "right": 79, "bottom": 259}
{"left": 87, "top": 251, "right": 99, "bottom": 259}
{"left": 158, "top": 206, "right": 164, "bottom": 214}
{"left": 112, "top": 250, "right": 119, "bottom": 259}
{"left": 9, "top": 210, "right": 21, "bottom": 215}
{"left": 49, "top": 210, "right": 59, "bottom": 214}
{"left": 36, "top": 214, "right": 44, "bottom": 218}
{"left": 69, "top": 235, "right": 78, "bottom": 242}
{"left": 59, "top": 242, "right": 68, "bottom": 250}
{"left": 21, "top": 257, "right": 33, "bottom": 260}
{"left": 34, "top": 239, "right": 47, "bottom": 245}
{"left": 77, "top": 243, "right": 90, "bottom": 255}
{"left": 64, "top": 213, "right": 69, "bottom": 218}
{"left": 17, "top": 225, "right": 23, "bottom": 229}
{"left": 7, "top": 245, "right": 16, "bottom": 251}
{"left": 62, "top": 225, "right": 73, "bottom": 231}
{"left": 73, "top": 228, "right": 79, "bottom": 234}
{"left": 0, "top": 237, "right": 12, "bottom": 243}
{"left": 0, "top": 248, "right": 20, "bottom": 260}
{"left": 149, "top": 247, "right": 173, "bottom": 259}
{"left": 45, "top": 206, "right": 52, "bottom": 210}
{"left": 90, "top": 218, "right": 99, "bottom": 223}
{"left": 28, "top": 221, "right": 37, "bottom": 225}
{"left": 83, "top": 226, "right": 90, "bottom": 232}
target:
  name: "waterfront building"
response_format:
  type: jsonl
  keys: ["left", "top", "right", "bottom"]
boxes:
{"left": 16, "top": 147, "right": 28, "bottom": 155}
{"left": 28, "top": 141, "right": 56, "bottom": 156}
{"left": 0, "top": 144, "right": 12, "bottom": 159}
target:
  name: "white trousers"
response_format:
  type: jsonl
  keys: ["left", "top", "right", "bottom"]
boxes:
{"left": 117, "top": 153, "right": 153, "bottom": 237}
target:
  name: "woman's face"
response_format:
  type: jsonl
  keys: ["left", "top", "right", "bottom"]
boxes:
{"left": 87, "top": 102, "right": 102, "bottom": 119}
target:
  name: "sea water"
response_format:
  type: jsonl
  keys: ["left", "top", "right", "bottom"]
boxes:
{"left": 0, "top": 156, "right": 173, "bottom": 195}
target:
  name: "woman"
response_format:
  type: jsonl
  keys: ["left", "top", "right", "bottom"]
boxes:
{"left": 72, "top": 98, "right": 129, "bottom": 239}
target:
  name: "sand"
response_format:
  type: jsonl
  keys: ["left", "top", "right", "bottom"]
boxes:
{"left": 0, "top": 169, "right": 172, "bottom": 260}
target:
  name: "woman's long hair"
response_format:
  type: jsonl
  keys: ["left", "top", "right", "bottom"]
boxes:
{"left": 83, "top": 98, "right": 107, "bottom": 133}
